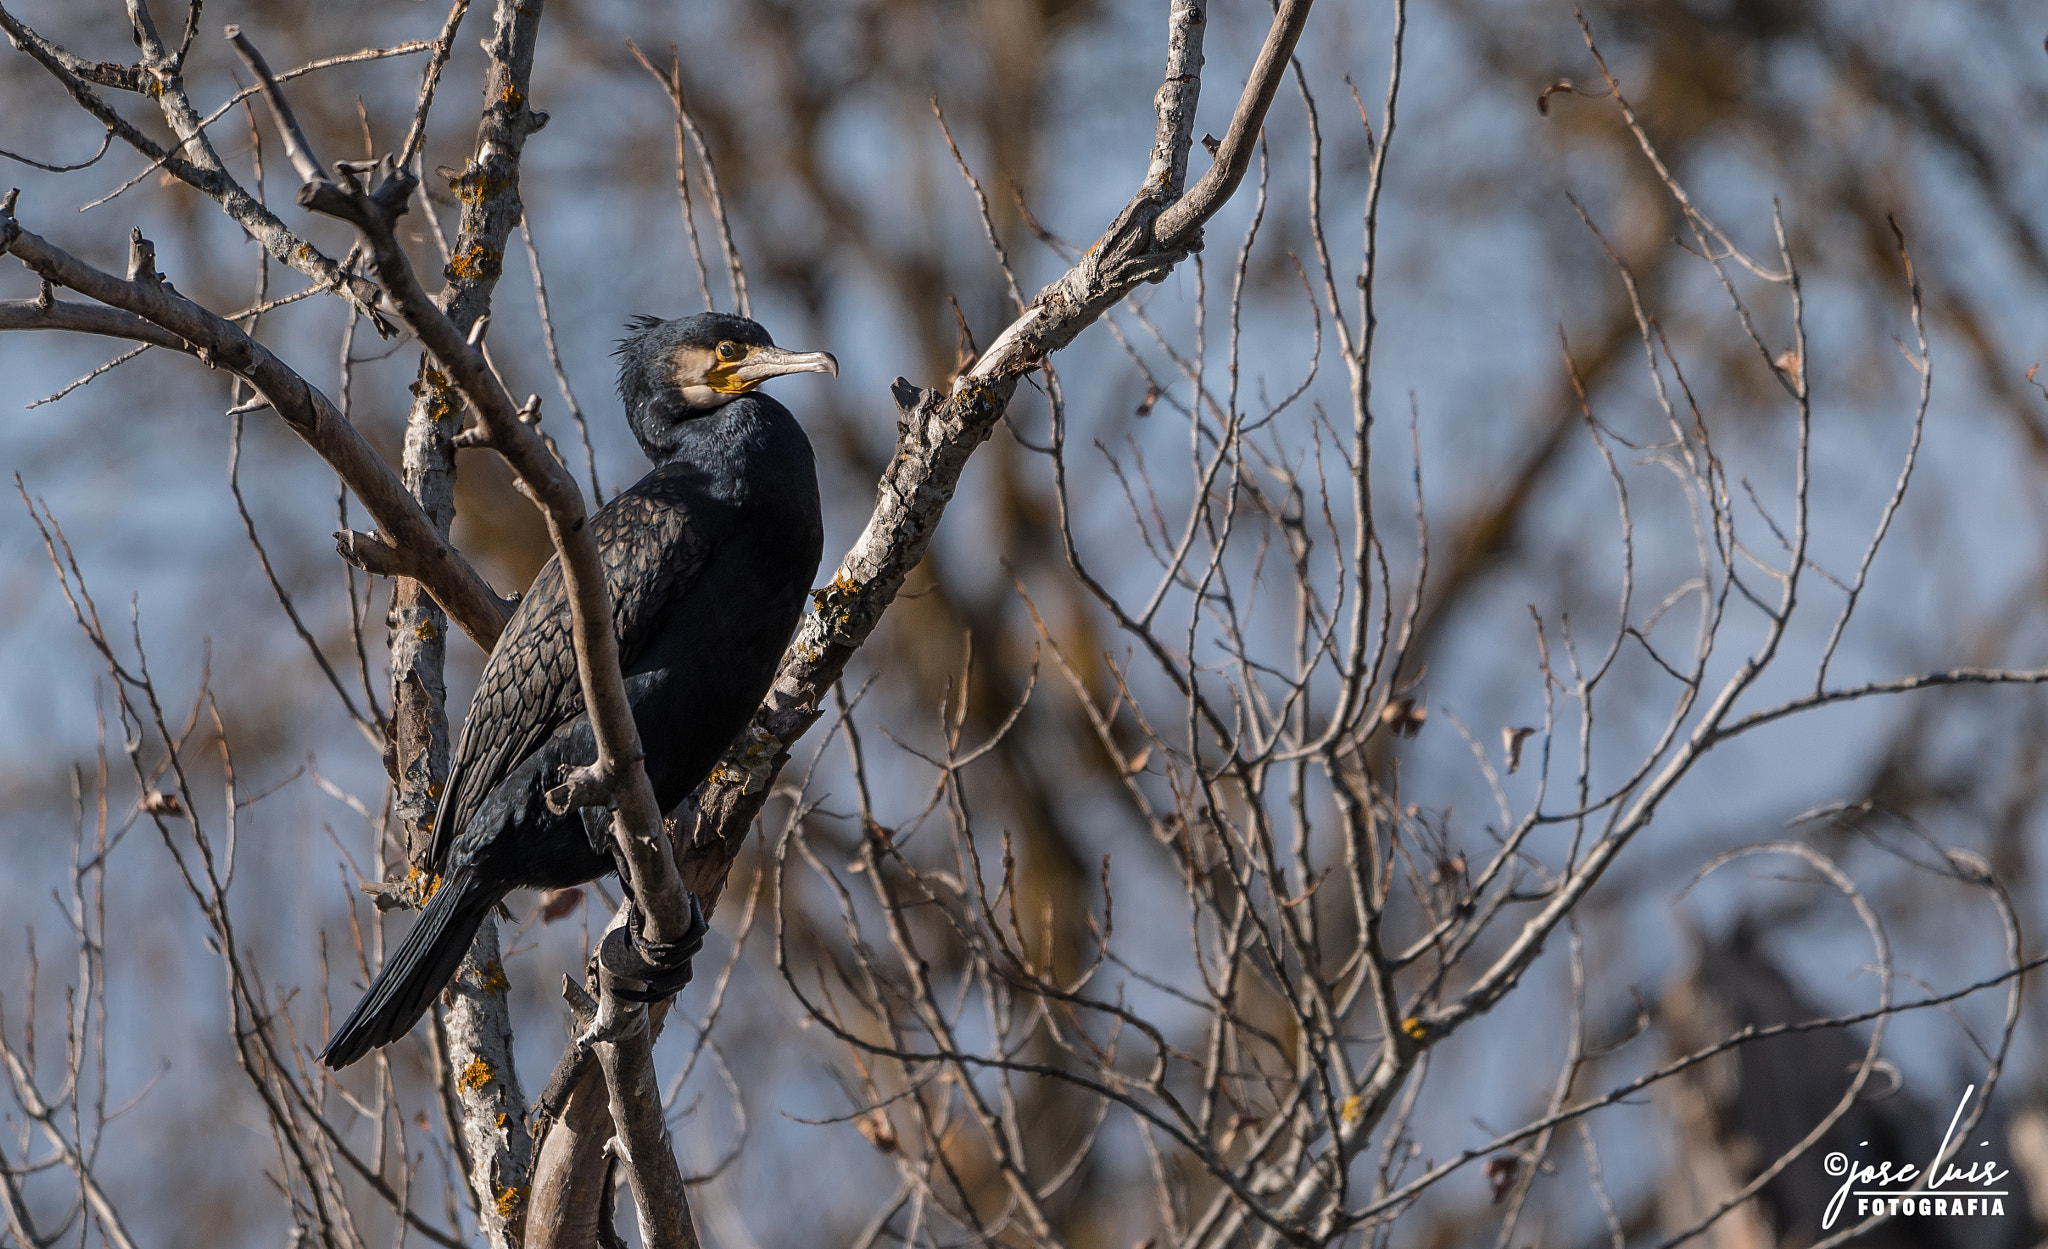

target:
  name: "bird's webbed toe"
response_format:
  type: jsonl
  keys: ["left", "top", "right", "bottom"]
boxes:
{"left": 599, "top": 892, "right": 709, "bottom": 1002}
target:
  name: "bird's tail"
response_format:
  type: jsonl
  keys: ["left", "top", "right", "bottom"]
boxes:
{"left": 321, "top": 866, "right": 494, "bottom": 1069}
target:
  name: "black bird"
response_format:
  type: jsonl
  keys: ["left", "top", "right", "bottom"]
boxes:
{"left": 322, "top": 313, "right": 832, "bottom": 1068}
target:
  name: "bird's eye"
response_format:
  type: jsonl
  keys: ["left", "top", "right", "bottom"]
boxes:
{"left": 715, "top": 341, "right": 741, "bottom": 362}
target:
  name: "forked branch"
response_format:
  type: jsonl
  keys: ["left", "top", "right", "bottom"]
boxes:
{"left": 0, "top": 192, "right": 515, "bottom": 649}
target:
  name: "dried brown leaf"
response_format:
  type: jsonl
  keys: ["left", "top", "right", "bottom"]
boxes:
{"left": 537, "top": 887, "right": 583, "bottom": 924}
{"left": 140, "top": 790, "right": 183, "bottom": 816}
{"left": 856, "top": 1109, "right": 898, "bottom": 1153}
{"left": 1484, "top": 1153, "right": 1520, "bottom": 1203}
{"left": 1503, "top": 725, "right": 1536, "bottom": 773}
{"left": 1380, "top": 697, "right": 1427, "bottom": 738}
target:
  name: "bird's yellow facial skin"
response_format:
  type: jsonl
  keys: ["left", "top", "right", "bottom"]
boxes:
{"left": 667, "top": 340, "right": 839, "bottom": 409}
{"left": 707, "top": 341, "right": 756, "bottom": 394}
{"left": 666, "top": 343, "right": 748, "bottom": 408}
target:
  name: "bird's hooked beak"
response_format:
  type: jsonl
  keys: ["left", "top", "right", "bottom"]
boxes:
{"left": 721, "top": 344, "right": 839, "bottom": 393}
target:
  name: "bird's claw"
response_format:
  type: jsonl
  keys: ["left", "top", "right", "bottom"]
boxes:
{"left": 597, "top": 892, "right": 708, "bottom": 1003}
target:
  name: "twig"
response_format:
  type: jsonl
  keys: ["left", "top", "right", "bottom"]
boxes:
{"left": 0, "top": 5, "right": 388, "bottom": 315}
{"left": 0, "top": 198, "right": 514, "bottom": 649}
{"left": 625, "top": 40, "right": 746, "bottom": 316}
{"left": 629, "top": 42, "right": 713, "bottom": 314}
{"left": 227, "top": 410, "right": 386, "bottom": 749}
{"left": 400, "top": 0, "right": 473, "bottom": 169}
{"left": 930, "top": 99, "right": 1023, "bottom": 312}
{"left": 0, "top": 124, "right": 113, "bottom": 172}
{"left": 225, "top": 25, "right": 329, "bottom": 185}
{"left": 521, "top": 218, "right": 603, "bottom": 503}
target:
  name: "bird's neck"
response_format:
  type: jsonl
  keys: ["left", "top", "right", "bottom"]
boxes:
{"left": 643, "top": 397, "right": 791, "bottom": 500}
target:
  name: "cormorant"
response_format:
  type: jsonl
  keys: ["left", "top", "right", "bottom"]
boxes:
{"left": 322, "top": 312, "right": 832, "bottom": 1069}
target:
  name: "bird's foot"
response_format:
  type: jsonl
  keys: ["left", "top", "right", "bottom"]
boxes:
{"left": 598, "top": 891, "right": 708, "bottom": 1003}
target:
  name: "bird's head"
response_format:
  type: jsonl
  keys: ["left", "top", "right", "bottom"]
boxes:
{"left": 615, "top": 312, "right": 838, "bottom": 461}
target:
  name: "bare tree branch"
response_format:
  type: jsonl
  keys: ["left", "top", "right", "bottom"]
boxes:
{"left": 684, "top": 0, "right": 1317, "bottom": 918}
{"left": 0, "top": 2, "right": 387, "bottom": 315}
{"left": 0, "top": 195, "right": 514, "bottom": 649}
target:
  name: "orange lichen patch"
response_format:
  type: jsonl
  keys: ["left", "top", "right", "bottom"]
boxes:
{"left": 426, "top": 780, "right": 442, "bottom": 800}
{"left": 414, "top": 617, "right": 439, "bottom": 642}
{"left": 446, "top": 243, "right": 502, "bottom": 281}
{"left": 479, "top": 959, "right": 510, "bottom": 995}
{"left": 393, "top": 865, "right": 442, "bottom": 906}
{"left": 450, "top": 167, "right": 512, "bottom": 205}
{"left": 808, "top": 572, "right": 862, "bottom": 615}
{"left": 410, "top": 373, "right": 458, "bottom": 423}
{"left": 495, "top": 1113, "right": 508, "bottom": 1129}
{"left": 953, "top": 375, "right": 999, "bottom": 416}
{"left": 807, "top": 572, "right": 870, "bottom": 651}
{"left": 1400, "top": 1016, "right": 1428, "bottom": 1043}
{"left": 497, "top": 83, "right": 525, "bottom": 109}
{"left": 460, "top": 1056, "right": 493, "bottom": 1091}
{"left": 710, "top": 725, "right": 782, "bottom": 794}
{"left": 493, "top": 1185, "right": 525, "bottom": 1218}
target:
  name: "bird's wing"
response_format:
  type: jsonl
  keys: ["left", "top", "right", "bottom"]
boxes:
{"left": 426, "top": 482, "right": 712, "bottom": 867}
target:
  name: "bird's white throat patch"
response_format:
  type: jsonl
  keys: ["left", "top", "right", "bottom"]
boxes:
{"left": 667, "top": 344, "right": 742, "bottom": 409}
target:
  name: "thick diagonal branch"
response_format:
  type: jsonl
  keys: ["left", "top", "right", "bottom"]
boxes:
{"left": 0, "top": 2, "right": 386, "bottom": 316}
{"left": 684, "top": 0, "right": 1314, "bottom": 900}
{"left": 523, "top": 1, "right": 1313, "bottom": 1235}
{"left": 281, "top": 57, "right": 702, "bottom": 1249}
{"left": 237, "top": 3, "right": 543, "bottom": 1241}
{"left": 0, "top": 198, "right": 514, "bottom": 650}
{"left": 307, "top": 171, "right": 687, "bottom": 948}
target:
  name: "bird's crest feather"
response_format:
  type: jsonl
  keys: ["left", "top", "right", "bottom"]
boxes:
{"left": 616, "top": 314, "right": 667, "bottom": 354}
